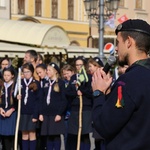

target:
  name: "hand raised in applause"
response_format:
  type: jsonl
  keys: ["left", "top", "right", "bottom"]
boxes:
{"left": 92, "top": 68, "right": 112, "bottom": 94}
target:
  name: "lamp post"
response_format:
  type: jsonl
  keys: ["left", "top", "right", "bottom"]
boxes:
{"left": 84, "top": 0, "right": 120, "bottom": 61}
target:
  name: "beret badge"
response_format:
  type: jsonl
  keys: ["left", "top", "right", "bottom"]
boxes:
{"left": 51, "top": 64, "right": 55, "bottom": 67}
{"left": 117, "top": 24, "right": 123, "bottom": 31}
{"left": 95, "top": 58, "right": 99, "bottom": 62}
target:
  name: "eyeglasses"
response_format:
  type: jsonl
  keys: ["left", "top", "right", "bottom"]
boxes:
{"left": 23, "top": 71, "right": 31, "bottom": 74}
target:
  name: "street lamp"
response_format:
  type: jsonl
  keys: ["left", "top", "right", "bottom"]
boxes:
{"left": 84, "top": 0, "right": 120, "bottom": 61}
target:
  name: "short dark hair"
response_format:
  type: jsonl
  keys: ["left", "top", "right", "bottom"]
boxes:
{"left": 26, "top": 49, "right": 38, "bottom": 62}
{"left": 22, "top": 63, "right": 34, "bottom": 74}
{"left": 3, "top": 66, "right": 16, "bottom": 78}
{"left": 121, "top": 31, "right": 150, "bottom": 54}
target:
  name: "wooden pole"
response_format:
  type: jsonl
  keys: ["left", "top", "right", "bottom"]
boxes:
{"left": 77, "top": 95, "right": 83, "bottom": 150}
{"left": 14, "top": 68, "right": 21, "bottom": 150}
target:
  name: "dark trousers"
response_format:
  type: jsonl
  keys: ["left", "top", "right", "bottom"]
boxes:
{"left": 66, "top": 134, "right": 90, "bottom": 150}
{"left": 2, "top": 136, "right": 14, "bottom": 150}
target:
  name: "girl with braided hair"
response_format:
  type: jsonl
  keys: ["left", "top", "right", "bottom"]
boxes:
{"left": 0, "top": 67, "right": 18, "bottom": 150}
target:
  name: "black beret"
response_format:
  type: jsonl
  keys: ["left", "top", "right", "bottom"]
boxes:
{"left": 115, "top": 19, "right": 150, "bottom": 36}
{"left": 49, "top": 62, "right": 60, "bottom": 74}
{"left": 93, "top": 57, "right": 104, "bottom": 67}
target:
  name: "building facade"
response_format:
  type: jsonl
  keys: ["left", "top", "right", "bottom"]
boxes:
{"left": 90, "top": 0, "right": 150, "bottom": 49}
{"left": 0, "top": 0, "right": 11, "bottom": 19}
{"left": 11, "top": 0, "right": 89, "bottom": 47}
{"left": 0, "top": 0, "right": 150, "bottom": 58}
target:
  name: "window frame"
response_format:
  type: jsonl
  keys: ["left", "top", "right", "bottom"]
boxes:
{"left": 68, "top": 0, "right": 74, "bottom": 20}
{"left": 35, "top": 0, "right": 42, "bottom": 16}
{"left": 52, "top": 0, "right": 58, "bottom": 18}
{"left": 18, "top": 0, "right": 25, "bottom": 14}
{"left": 135, "top": 0, "right": 142, "bottom": 9}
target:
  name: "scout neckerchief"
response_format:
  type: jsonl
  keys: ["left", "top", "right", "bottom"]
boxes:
{"left": 76, "top": 73, "right": 80, "bottom": 90}
{"left": 46, "top": 79, "right": 56, "bottom": 105}
{"left": 4, "top": 81, "right": 13, "bottom": 108}
{"left": 40, "top": 76, "right": 49, "bottom": 88}
{"left": 135, "top": 58, "right": 150, "bottom": 70}
{"left": 24, "top": 77, "right": 33, "bottom": 105}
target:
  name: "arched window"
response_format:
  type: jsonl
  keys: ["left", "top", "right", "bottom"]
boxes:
{"left": 68, "top": 0, "right": 74, "bottom": 20}
{"left": 52, "top": 0, "right": 58, "bottom": 18}
{"left": 135, "top": 0, "right": 142, "bottom": 9}
{"left": 18, "top": 0, "right": 25, "bottom": 14}
{"left": 35, "top": 0, "right": 41, "bottom": 16}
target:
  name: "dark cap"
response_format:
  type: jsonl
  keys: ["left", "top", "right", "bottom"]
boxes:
{"left": 49, "top": 62, "right": 60, "bottom": 74}
{"left": 115, "top": 19, "right": 150, "bottom": 36}
{"left": 75, "top": 56, "right": 86, "bottom": 63}
{"left": 93, "top": 57, "right": 104, "bottom": 67}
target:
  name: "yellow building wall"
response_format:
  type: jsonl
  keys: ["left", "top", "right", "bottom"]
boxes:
{"left": 43, "top": 0, "right": 51, "bottom": 17}
{"left": 27, "top": 0, "right": 34, "bottom": 16}
{"left": 59, "top": 0, "right": 67, "bottom": 19}
{"left": 11, "top": 0, "right": 89, "bottom": 47}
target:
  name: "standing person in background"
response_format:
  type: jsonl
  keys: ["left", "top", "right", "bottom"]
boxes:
{"left": 36, "top": 63, "right": 48, "bottom": 88}
{"left": 117, "top": 64, "right": 128, "bottom": 76}
{"left": 88, "top": 57, "right": 104, "bottom": 75}
{"left": 88, "top": 57, "right": 104, "bottom": 150}
{"left": 23, "top": 49, "right": 39, "bottom": 81}
{"left": 114, "top": 63, "right": 128, "bottom": 80}
{"left": 61, "top": 64, "right": 75, "bottom": 148}
{"left": 0, "top": 57, "right": 15, "bottom": 80}
{"left": 92, "top": 19, "right": 150, "bottom": 150}
{"left": 36, "top": 63, "right": 48, "bottom": 150}
{"left": 36, "top": 53, "right": 44, "bottom": 66}
{"left": 0, "top": 67, "right": 18, "bottom": 150}
{"left": 39, "top": 62, "right": 67, "bottom": 150}
{"left": 66, "top": 56, "right": 93, "bottom": 150}
{"left": 61, "top": 64, "right": 75, "bottom": 88}
{"left": 17, "top": 63, "right": 41, "bottom": 150}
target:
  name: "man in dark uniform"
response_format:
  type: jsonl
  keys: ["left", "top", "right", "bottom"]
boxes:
{"left": 92, "top": 19, "right": 150, "bottom": 150}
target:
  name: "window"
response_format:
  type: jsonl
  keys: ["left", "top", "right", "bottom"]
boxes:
{"left": 68, "top": 0, "right": 74, "bottom": 20}
{"left": 52, "top": 0, "right": 58, "bottom": 18}
{"left": 135, "top": 0, "right": 142, "bottom": 9}
{"left": 18, "top": 0, "right": 25, "bottom": 14}
{"left": 35, "top": 0, "right": 41, "bottom": 16}
{"left": 119, "top": 0, "right": 125, "bottom": 7}
{"left": 0, "top": 0, "right": 6, "bottom": 7}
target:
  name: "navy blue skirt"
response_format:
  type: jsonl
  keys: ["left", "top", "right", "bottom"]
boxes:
{"left": 41, "top": 115, "right": 66, "bottom": 136}
{"left": 19, "top": 114, "right": 37, "bottom": 131}
{"left": 0, "top": 111, "right": 17, "bottom": 135}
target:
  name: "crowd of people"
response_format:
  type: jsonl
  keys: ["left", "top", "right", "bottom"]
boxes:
{"left": 0, "top": 18, "right": 150, "bottom": 150}
{"left": 0, "top": 49, "right": 110, "bottom": 150}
